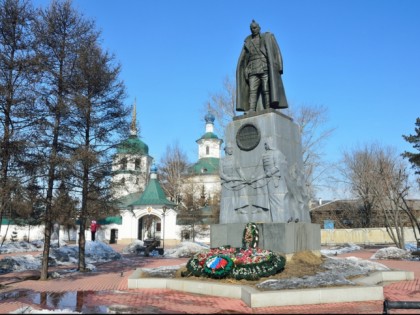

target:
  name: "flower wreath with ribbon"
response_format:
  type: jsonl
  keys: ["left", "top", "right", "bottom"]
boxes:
{"left": 203, "top": 254, "right": 234, "bottom": 278}
{"left": 242, "top": 222, "right": 259, "bottom": 249}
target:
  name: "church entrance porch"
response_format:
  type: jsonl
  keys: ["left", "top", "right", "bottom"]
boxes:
{"left": 138, "top": 214, "right": 161, "bottom": 241}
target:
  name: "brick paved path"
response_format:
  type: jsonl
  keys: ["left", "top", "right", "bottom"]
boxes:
{"left": 1, "top": 244, "right": 420, "bottom": 314}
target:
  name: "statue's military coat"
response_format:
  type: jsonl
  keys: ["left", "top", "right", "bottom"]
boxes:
{"left": 236, "top": 32, "right": 288, "bottom": 112}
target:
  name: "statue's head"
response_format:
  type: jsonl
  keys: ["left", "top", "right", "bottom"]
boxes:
{"left": 264, "top": 137, "right": 273, "bottom": 150}
{"left": 224, "top": 145, "right": 233, "bottom": 155}
{"left": 250, "top": 19, "right": 261, "bottom": 35}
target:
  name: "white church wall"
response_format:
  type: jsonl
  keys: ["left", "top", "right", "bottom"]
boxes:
{"left": 198, "top": 140, "right": 221, "bottom": 159}
{"left": 185, "top": 174, "right": 221, "bottom": 201}
{"left": 0, "top": 224, "right": 78, "bottom": 243}
{"left": 119, "top": 210, "right": 139, "bottom": 241}
{"left": 162, "top": 210, "right": 181, "bottom": 240}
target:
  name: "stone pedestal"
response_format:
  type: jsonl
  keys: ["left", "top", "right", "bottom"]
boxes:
{"left": 215, "top": 109, "right": 320, "bottom": 254}
{"left": 210, "top": 222, "right": 320, "bottom": 254}
{"left": 219, "top": 109, "right": 310, "bottom": 224}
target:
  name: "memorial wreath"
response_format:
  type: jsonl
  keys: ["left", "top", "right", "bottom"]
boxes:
{"left": 182, "top": 223, "right": 286, "bottom": 280}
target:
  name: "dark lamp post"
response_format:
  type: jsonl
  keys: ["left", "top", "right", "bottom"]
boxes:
{"left": 146, "top": 206, "right": 152, "bottom": 239}
{"left": 162, "top": 205, "right": 168, "bottom": 255}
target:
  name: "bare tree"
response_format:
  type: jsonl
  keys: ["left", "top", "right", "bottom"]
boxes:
{"left": 158, "top": 142, "right": 189, "bottom": 204}
{"left": 373, "top": 161, "right": 412, "bottom": 249}
{"left": 340, "top": 143, "right": 385, "bottom": 227}
{"left": 284, "top": 104, "right": 336, "bottom": 199}
{"left": 177, "top": 181, "right": 208, "bottom": 242}
{"left": 205, "top": 75, "right": 236, "bottom": 137}
{"left": 340, "top": 143, "right": 418, "bottom": 248}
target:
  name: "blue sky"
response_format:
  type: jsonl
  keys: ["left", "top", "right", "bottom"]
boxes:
{"left": 33, "top": 0, "right": 420, "bottom": 197}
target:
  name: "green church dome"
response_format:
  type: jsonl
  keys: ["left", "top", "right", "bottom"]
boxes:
{"left": 197, "top": 132, "right": 220, "bottom": 142}
{"left": 117, "top": 135, "right": 149, "bottom": 155}
{"left": 202, "top": 132, "right": 219, "bottom": 139}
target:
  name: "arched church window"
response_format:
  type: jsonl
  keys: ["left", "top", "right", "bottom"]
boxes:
{"left": 121, "top": 157, "right": 127, "bottom": 170}
{"left": 135, "top": 158, "right": 141, "bottom": 170}
{"left": 206, "top": 146, "right": 209, "bottom": 155}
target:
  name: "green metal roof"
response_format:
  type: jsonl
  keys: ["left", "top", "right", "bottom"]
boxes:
{"left": 1, "top": 218, "right": 15, "bottom": 225}
{"left": 189, "top": 157, "right": 220, "bottom": 175}
{"left": 97, "top": 215, "right": 122, "bottom": 225}
{"left": 115, "top": 192, "right": 142, "bottom": 209}
{"left": 129, "top": 178, "right": 176, "bottom": 207}
{"left": 117, "top": 135, "right": 149, "bottom": 155}
{"left": 196, "top": 132, "right": 220, "bottom": 142}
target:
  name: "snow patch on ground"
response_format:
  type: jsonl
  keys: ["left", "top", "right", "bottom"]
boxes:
{"left": 0, "top": 241, "right": 120, "bottom": 274}
{"left": 164, "top": 241, "right": 209, "bottom": 258}
{"left": 370, "top": 246, "right": 413, "bottom": 260}
{"left": 320, "top": 243, "right": 362, "bottom": 256}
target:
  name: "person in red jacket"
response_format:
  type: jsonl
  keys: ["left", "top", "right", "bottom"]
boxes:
{"left": 90, "top": 220, "right": 99, "bottom": 241}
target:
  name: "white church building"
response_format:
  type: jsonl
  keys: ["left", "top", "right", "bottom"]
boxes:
{"left": 103, "top": 105, "right": 223, "bottom": 246}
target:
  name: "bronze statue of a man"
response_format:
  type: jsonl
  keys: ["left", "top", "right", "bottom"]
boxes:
{"left": 236, "top": 20, "right": 288, "bottom": 114}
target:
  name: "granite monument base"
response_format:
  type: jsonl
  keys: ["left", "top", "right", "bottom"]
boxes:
{"left": 210, "top": 222, "right": 321, "bottom": 255}
{"left": 220, "top": 109, "right": 311, "bottom": 224}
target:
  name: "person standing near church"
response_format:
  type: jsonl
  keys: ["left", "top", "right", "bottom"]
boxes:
{"left": 90, "top": 220, "right": 99, "bottom": 241}
{"left": 236, "top": 20, "right": 288, "bottom": 114}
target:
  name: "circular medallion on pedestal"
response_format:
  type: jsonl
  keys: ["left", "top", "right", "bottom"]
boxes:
{"left": 236, "top": 123, "right": 260, "bottom": 151}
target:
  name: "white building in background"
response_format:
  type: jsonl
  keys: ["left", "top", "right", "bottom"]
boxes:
{"left": 111, "top": 101, "right": 153, "bottom": 199}
{"left": 101, "top": 109, "right": 223, "bottom": 245}
{"left": 106, "top": 101, "right": 179, "bottom": 245}
{"left": 185, "top": 112, "right": 223, "bottom": 202}
{"left": 175, "top": 112, "right": 222, "bottom": 240}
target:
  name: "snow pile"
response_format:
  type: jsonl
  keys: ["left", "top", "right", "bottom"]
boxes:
{"left": 164, "top": 241, "right": 209, "bottom": 258}
{"left": 0, "top": 254, "right": 41, "bottom": 273}
{"left": 321, "top": 243, "right": 362, "bottom": 256}
{"left": 338, "top": 256, "right": 390, "bottom": 271}
{"left": 257, "top": 255, "right": 390, "bottom": 290}
{"left": 121, "top": 240, "right": 144, "bottom": 254}
{"left": 141, "top": 264, "right": 186, "bottom": 278}
{"left": 324, "top": 256, "right": 389, "bottom": 275}
{"left": 370, "top": 246, "right": 412, "bottom": 260}
{"left": 0, "top": 241, "right": 121, "bottom": 273}
{"left": 11, "top": 306, "right": 80, "bottom": 314}
{"left": 0, "top": 241, "right": 43, "bottom": 254}
{"left": 84, "top": 241, "right": 121, "bottom": 262}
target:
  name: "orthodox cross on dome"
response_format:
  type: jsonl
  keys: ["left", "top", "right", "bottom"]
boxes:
{"left": 130, "top": 98, "right": 138, "bottom": 136}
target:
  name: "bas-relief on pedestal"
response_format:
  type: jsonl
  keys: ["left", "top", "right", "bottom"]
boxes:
{"left": 211, "top": 109, "right": 320, "bottom": 254}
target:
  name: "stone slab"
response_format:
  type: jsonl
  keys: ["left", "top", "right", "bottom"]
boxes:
{"left": 210, "top": 222, "right": 321, "bottom": 254}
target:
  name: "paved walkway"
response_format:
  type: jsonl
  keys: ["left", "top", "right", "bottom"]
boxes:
{"left": 0, "top": 244, "right": 420, "bottom": 314}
